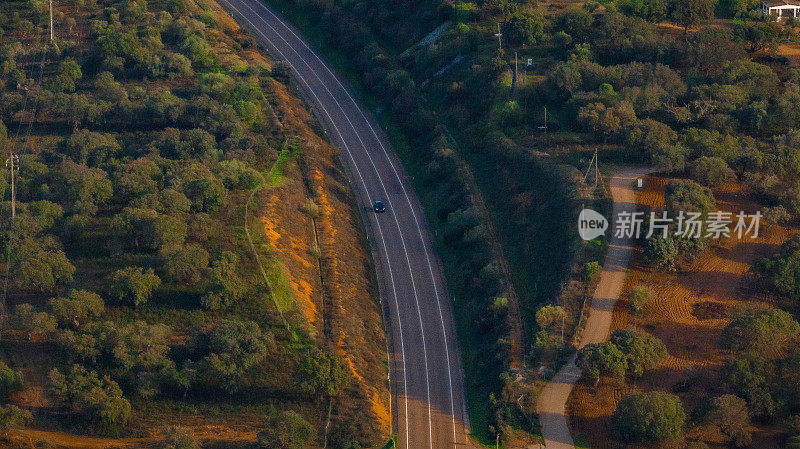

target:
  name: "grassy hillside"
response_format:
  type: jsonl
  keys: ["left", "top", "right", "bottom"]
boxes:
{"left": 0, "top": 0, "right": 388, "bottom": 447}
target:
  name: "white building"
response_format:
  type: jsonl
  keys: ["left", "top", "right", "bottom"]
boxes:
{"left": 762, "top": 0, "right": 800, "bottom": 19}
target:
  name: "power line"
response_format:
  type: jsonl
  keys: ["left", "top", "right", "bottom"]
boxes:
{"left": 2, "top": 7, "right": 57, "bottom": 320}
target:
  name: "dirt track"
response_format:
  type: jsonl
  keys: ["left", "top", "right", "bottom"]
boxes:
{"left": 537, "top": 167, "right": 651, "bottom": 449}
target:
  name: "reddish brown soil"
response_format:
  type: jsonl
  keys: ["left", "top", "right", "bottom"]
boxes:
{"left": 568, "top": 176, "right": 790, "bottom": 449}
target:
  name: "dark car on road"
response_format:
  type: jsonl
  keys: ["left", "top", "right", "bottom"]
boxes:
{"left": 373, "top": 201, "right": 386, "bottom": 213}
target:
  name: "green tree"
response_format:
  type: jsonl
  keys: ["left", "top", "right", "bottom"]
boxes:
{"left": 671, "top": 0, "right": 716, "bottom": 34}
{"left": 50, "top": 289, "right": 105, "bottom": 328}
{"left": 611, "top": 392, "right": 686, "bottom": 443}
{"left": 162, "top": 243, "right": 209, "bottom": 285}
{"left": 645, "top": 236, "right": 678, "bottom": 269}
{"left": 48, "top": 364, "right": 132, "bottom": 432}
{"left": 502, "top": 13, "right": 546, "bottom": 46}
{"left": 732, "top": 20, "right": 779, "bottom": 54}
{"left": 173, "top": 163, "right": 228, "bottom": 213}
{"left": 51, "top": 160, "right": 113, "bottom": 215}
{"left": 108, "top": 267, "right": 161, "bottom": 307}
{"left": 113, "top": 208, "right": 187, "bottom": 251}
{"left": 584, "top": 261, "right": 601, "bottom": 282}
{"left": 536, "top": 305, "right": 566, "bottom": 330}
{"left": 665, "top": 180, "right": 715, "bottom": 215}
{"left": 64, "top": 130, "right": 121, "bottom": 166}
{"left": 201, "top": 251, "right": 246, "bottom": 310}
{"left": 10, "top": 304, "right": 57, "bottom": 341}
{"left": 0, "top": 361, "right": 23, "bottom": 399}
{"left": 295, "top": 348, "right": 348, "bottom": 398}
{"left": 194, "top": 319, "right": 275, "bottom": 394}
{"left": 754, "top": 236, "right": 800, "bottom": 304}
{"left": 691, "top": 156, "right": 734, "bottom": 187}
{"left": 720, "top": 354, "right": 777, "bottom": 419}
{"left": 721, "top": 308, "right": 800, "bottom": 355}
{"left": 256, "top": 410, "right": 314, "bottom": 449}
{"left": 182, "top": 35, "right": 215, "bottom": 70}
{"left": 703, "top": 395, "right": 752, "bottom": 447}
{"left": 609, "top": 328, "right": 668, "bottom": 376}
{"left": 0, "top": 405, "right": 31, "bottom": 441}
{"left": 113, "top": 158, "right": 160, "bottom": 203}
{"left": 14, "top": 244, "right": 75, "bottom": 293}
{"left": 577, "top": 342, "right": 627, "bottom": 385}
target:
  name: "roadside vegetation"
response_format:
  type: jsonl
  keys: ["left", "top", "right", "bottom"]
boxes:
{"left": 0, "top": 0, "right": 386, "bottom": 447}
{"left": 272, "top": 0, "right": 800, "bottom": 441}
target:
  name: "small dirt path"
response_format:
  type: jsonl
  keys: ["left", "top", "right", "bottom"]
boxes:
{"left": 536, "top": 167, "right": 651, "bottom": 449}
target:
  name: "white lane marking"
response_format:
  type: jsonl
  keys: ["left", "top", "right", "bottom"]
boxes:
{"left": 216, "top": 1, "right": 411, "bottom": 445}
{"left": 233, "top": 2, "right": 440, "bottom": 447}
{"left": 254, "top": 3, "right": 461, "bottom": 444}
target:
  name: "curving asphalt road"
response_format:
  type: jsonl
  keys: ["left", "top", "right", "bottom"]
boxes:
{"left": 216, "top": 0, "right": 474, "bottom": 447}
{"left": 537, "top": 167, "right": 650, "bottom": 449}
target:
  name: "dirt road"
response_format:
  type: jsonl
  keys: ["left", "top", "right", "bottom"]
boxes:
{"left": 537, "top": 167, "right": 650, "bottom": 449}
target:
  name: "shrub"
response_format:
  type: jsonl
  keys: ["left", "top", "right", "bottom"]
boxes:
{"left": 159, "top": 426, "right": 200, "bottom": 449}
{"left": 295, "top": 348, "right": 348, "bottom": 397}
{"left": 0, "top": 405, "right": 31, "bottom": 441}
{"left": 48, "top": 365, "right": 132, "bottom": 433}
{"left": 257, "top": 410, "right": 314, "bottom": 449}
{"left": 691, "top": 156, "right": 734, "bottom": 187}
{"left": 664, "top": 179, "right": 715, "bottom": 215}
{"left": 584, "top": 261, "right": 601, "bottom": 282}
{"left": 0, "top": 362, "right": 23, "bottom": 399}
{"left": 628, "top": 285, "right": 653, "bottom": 313}
{"left": 299, "top": 199, "right": 319, "bottom": 218}
{"left": 611, "top": 392, "right": 686, "bottom": 443}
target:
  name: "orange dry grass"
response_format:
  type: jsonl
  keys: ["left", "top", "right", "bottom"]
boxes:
{"left": 779, "top": 44, "right": 800, "bottom": 66}
{"left": 569, "top": 176, "right": 791, "bottom": 449}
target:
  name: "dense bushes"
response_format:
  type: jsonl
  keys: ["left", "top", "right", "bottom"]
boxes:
{"left": 577, "top": 328, "right": 667, "bottom": 383}
{"left": 257, "top": 410, "right": 314, "bottom": 449}
{"left": 0, "top": 0, "right": 374, "bottom": 444}
{"left": 755, "top": 235, "right": 800, "bottom": 304}
{"left": 611, "top": 392, "right": 686, "bottom": 443}
{"left": 721, "top": 308, "right": 800, "bottom": 355}
{"left": 0, "top": 362, "right": 23, "bottom": 399}
{"left": 49, "top": 365, "right": 132, "bottom": 433}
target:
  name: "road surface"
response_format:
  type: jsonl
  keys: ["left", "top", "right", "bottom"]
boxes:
{"left": 537, "top": 167, "right": 650, "bottom": 449}
{"left": 216, "top": 0, "right": 474, "bottom": 447}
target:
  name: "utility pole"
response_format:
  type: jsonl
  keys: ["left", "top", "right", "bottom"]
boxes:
{"left": 50, "top": 0, "right": 54, "bottom": 41}
{"left": 5, "top": 155, "right": 18, "bottom": 219}
{"left": 594, "top": 149, "right": 599, "bottom": 186}
{"left": 538, "top": 106, "right": 547, "bottom": 132}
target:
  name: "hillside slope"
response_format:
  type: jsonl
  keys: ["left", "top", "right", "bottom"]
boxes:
{"left": 0, "top": 0, "right": 387, "bottom": 447}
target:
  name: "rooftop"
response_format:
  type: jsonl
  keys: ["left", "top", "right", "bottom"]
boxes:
{"left": 763, "top": 0, "right": 800, "bottom": 7}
